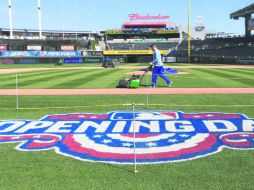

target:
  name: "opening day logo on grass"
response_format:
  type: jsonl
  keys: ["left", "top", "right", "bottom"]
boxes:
{"left": 0, "top": 111, "right": 253, "bottom": 164}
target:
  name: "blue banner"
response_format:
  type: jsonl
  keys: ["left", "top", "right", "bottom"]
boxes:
{"left": 38, "top": 51, "right": 82, "bottom": 57}
{"left": 1, "top": 51, "right": 36, "bottom": 57}
{"left": 64, "top": 58, "right": 83, "bottom": 64}
{"left": 0, "top": 51, "right": 82, "bottom": 57}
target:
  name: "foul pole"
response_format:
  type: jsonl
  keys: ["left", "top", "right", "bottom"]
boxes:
{"left": 8, "top": 0, "right": 13, "bottom": 39}
{"left": 188, "top": 0, "right": 191, "bottom": 63}
{"left": 38, "top": 0, "right": 42, "bottom": 39}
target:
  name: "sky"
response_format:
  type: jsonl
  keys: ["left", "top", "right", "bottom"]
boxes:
{"left": 0, "top": 0, "right": 253, "bottom": 35}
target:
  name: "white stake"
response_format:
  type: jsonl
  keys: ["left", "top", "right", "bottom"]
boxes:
{"left": 16, "top": 73, "right": 19, "bottom": 109}
{"left": 132, "top": 102, "right": 138, "bottom": 173}
{"left": 146, "top": 71, "right": 149, "bottom": 108}
{"left": 122, "top": 103, "right": 144, "bottom": 173}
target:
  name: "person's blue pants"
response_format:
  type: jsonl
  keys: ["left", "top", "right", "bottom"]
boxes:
{"left": 152, "top": 66, "right": 171, "bottom": 87}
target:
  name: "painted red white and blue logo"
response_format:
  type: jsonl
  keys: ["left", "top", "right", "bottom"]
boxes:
{"left": 0, "top": 111, "right": 253, "bottom": 164}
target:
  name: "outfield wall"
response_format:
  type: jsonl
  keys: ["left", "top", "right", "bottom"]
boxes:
{"left": 0, "top": 57, "right": 104, "bottom": 64}
{"left": 0, "top": 50, "right": 104, "bottom": 64}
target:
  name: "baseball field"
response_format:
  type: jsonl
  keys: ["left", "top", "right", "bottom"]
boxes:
{"left": 0, "top": 63, "right": 253, "bottom": 190}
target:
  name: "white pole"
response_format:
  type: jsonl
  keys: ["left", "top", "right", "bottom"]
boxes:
{"left": 88, "top": 7, "right": 91, "bottom": 40}
{"left": 122, "top": 103, "right": 144, "bottom": 173}
{"left": 132, "top": 102, "right": 138, "bottom": 173}
{"left": 60, "top": 0, "right": 65, "bottom": 40}
{"left": 146, "top": 71, "right": 149, "bottom": 108}
{"left": 38, "top": 0, "right": 42, "bottom": 39}
{"left": 188, "top": 0, "right": 191, "bottom": 63}
{"left": 8, "top": 0, "right": 13, "bottom": 39}
{"left": 74, "top": 0, "right": 78, "bottom": 40}
{"left": 16, "top": 73, "right": 19, "bottom": 109}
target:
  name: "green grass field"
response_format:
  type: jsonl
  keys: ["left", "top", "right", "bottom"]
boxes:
{"left": 0, "top": 63, "right": 254, "bottom": 190}
{"left": 0, "top": 64, "right": 254, "bottom": 89}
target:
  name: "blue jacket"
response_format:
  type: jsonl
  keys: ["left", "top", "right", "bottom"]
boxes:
{"left": 152, "top": 49, "right": 163, "bottom": 66}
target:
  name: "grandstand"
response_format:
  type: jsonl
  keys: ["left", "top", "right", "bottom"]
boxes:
{"left": 103, "top": 16, "right": 181, "bottom": 62}
{"left": 105, "top": 18, "right": 180, "bottom": 50}
{"left": 0, "top": 28, "right": 102, "bottom": 51}
{"left": 0, "top": 38, "right": 89, "bottom": 51}
{"left": 1, "top": 3, "right": 254, "bottom": 64}
{"left": 230, "top": 3, "right": 254, "bottom": 37}
{"left": 169, "top": 36, "right": 254, "bottom": 63}
{"left": 0, "top": 28, "right": 99, "bottom": 41}
{"left": 165, "top": 3, "right": 254, "bottom": 64}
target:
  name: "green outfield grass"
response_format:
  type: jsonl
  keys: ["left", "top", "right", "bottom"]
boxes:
{"left": 0, "top": 62, "right": 229, "bottom": 69}
{"left": 0, "top": 66, "right": 254, "bottom": 89}
{"left": 0, "top": 94, "right": 254, "bottom": 190}
{"left": 0, "top": 94, "right": 254, "bottom": 119}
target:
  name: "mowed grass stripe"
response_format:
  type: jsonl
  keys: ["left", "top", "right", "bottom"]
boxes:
{"left": 0, "top": 69, "right": 74, "bottom": 80}
{"left": 75, "top": 69, "right": 134, "bottom": 88}
{"left": 202, "top": 69, "right": 254, "bottom": 87}
{"left": 0, "top": 74, "right": 16, "bottom": 86}
{"left": 234, "top": 68, "right": 254, "bottom": 75}
{"left": 215, "top": 68, "right": 254, "bottom": 79}
{"left": 0, "top": 70, "right": 90, "bottom": 89}
{"left": 49, "top": 69, "right": 124, "bottom": 88}
{"left": 47, "top": 69, "right": 106, "bottom": 88}
{"left": 17, "top": 69, "right": 77, "bottom": 79}
{"left": 169, "top": 69, "right": 220, "bottom": 88}
{"left": 20, "top": 70, "right": 100, "bottom": 89}
{"left": 190, "top": 69, "right": 247, "bottom": 87}
{"left": 0, "top": 70, "right": 79, "bottom": 88}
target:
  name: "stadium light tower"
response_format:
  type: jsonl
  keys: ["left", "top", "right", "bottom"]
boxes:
{"left": 38, "top": 0, "right": 42, "bottom": 39}
{"left": 8, "top": 0, "right": 13, "bottom": 39}
{"left": 60, "top": 0, "right": 65, "bottom": 40}
{"left": 188, "top": 0, "right": 191, "bottom": 63}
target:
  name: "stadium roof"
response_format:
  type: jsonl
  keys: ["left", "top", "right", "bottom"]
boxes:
{"left": 0, "top": 28, "right": 95, "bottom": 34}
{"left": 230, "top": 3, "right": 254, "bottom": 19}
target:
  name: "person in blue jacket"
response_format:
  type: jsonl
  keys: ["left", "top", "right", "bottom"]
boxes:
{"left": 150, "top": 43, "right": 172, "bottom": 87}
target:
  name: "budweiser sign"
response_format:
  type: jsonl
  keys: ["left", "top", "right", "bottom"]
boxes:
{"left": 129, "top": 14, "right": 170, "bottom": 21}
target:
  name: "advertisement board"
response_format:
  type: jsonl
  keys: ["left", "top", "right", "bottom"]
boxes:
{"left": 16, "top": 58, "right": 38, "bottom": 64}
{"left": 0, "top": 51, "right": 82, "bottom": 57}
{"left": 61, "top": 45, "right": 75, "bottom": 51}
{"left": 38, "top": 51, "right": 81, "bottom": 57}
{"left": 84, "top": 57, "right": 103, "bottom": 63}
{"left": 162, "top": 56, "right": 176, "bottom": 63}
{"left": 38, "top": 58, "right": 62, "bottom": 64}
{"left": 248, "top": 19, "right": 254, "bottom": 30}
{"left": 81, "top": 51, "right": 103, "bottom": 57}
{"left": 0, "top": 58, "right": 15, "bottom": 64}
{"left": 128, "top": 14, "right": 170, "bottom": 21}
{"left": 103, "top": 50, "right": 167, "bottom": 55}
{"left": 64, "top": 58, "right": 83, "bottom": 64}
{"left": 0, "top": 45, "right": 8, "bottom": 51}
{"left": 106, "top": 30, "right": 123, "bottom": 35}
{"left": 1, "top": 51, "right": 36, "bottom": 57}
{"left": 157, "top": 30, "right": 178, "bottom": 34}
{"left": 27, "top": 45, "right": 41, "bottom": 51}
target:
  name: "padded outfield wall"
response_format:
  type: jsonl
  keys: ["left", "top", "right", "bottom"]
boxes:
{"left": 0, "top": 50, "right": 103, "bottom": 64}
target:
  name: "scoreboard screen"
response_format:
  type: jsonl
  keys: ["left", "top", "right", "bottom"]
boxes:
{"left": 248, "top": 19, "right": 254, "bottom": 30}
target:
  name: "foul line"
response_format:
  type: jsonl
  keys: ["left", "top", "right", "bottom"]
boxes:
{"left": 0, "top": 104, "right": 254, "bottom": 110}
